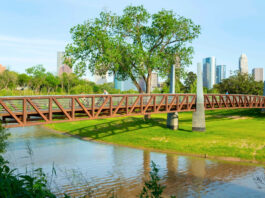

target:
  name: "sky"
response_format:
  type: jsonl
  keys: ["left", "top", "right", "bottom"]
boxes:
{"left": 1, "top": 0, "right": 265, "bottom": 81}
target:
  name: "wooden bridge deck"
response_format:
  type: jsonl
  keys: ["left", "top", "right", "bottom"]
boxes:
{"left": 0, "top": 94, "right": 264, "bottom": 128}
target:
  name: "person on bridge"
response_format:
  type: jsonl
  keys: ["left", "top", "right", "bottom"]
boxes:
{"left": 96, "top": 90, "right": 109, "bottom": 107}
{"left": 103, "top": 89, "right": 109, "bottom": 95}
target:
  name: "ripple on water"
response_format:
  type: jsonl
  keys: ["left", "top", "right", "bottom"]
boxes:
{"left": 3, "top": 126, "right": 265, "bottom": 197}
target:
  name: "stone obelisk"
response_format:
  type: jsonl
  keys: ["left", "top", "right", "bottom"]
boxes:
{"left": 261, "top": 81, "right": 265, "bottom": 113}
{"left": 192, "top": 63, "right": 205, "bottom": 132}
{"left": 167, "top": 61, "right": 178, "bottom": 130}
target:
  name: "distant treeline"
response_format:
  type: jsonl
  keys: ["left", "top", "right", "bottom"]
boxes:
{"left": 0, "top": 65, "right": 139, "bottom": 96}
{"left": 0, "top": 65, "right": 263, "bottom": 96}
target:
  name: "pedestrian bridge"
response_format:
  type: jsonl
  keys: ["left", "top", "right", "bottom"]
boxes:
{"left": 0, "top": 94, "right": 264, "bottom": 128}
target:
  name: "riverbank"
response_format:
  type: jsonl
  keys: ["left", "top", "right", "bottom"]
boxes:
{"left": 46, "top": 109, "right": 265, "bottom": 164}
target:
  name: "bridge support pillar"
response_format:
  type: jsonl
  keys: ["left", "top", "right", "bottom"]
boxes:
{"left": 167, "top": 58, "right": 179, "bottom": 130}
{"left": 167, "top": 112, "right": 179, "bottom": 130}
{"left": 192, "top": 63, "right": 205, "bottom": 132}
{"left": 261, "top": 81, "right": 265, "bottom": 113}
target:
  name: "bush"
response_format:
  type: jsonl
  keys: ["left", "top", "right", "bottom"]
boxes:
{"left": 0, "top": 158, "right": 57, "bottom": 198}
{"left": 0, "top": 123, "right": 9, "bottom": 154}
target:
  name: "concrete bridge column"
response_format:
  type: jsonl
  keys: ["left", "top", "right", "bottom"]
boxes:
{"left": 192, "top": 63, "right": 206, "bottom": 132}
{"left": 261, "top": 81, "right": 265, "bottom": 113}
{"left": 167, "top": 60, "right": 179, "bottom": 130}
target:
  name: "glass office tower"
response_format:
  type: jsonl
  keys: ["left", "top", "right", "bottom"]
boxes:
{"left": 203, "top": 57, "right": 216, "bottom": 89}
{"left": 216, "top": 65, "right": 226, "bottom": 84}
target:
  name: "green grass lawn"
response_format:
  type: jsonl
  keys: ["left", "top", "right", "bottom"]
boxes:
{"left": 46, "top": 109, "right": 265, "bottom": 163}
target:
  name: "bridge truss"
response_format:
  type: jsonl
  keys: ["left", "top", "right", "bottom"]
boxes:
{"left": 0, "top": 94, "right": 264, "bottom": 128}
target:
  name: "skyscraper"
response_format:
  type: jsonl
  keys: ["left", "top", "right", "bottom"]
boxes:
{"left": 95, "top": 74, "right": 107, "bottom": 85}
{"left": 58, "top": 65, "right": 72, "bottom": 76}
{"left": 57, "top": 51, "right": 65, "bottom": 75}
{"left": 151, "top": 73, "right": 158, "bottom": 91}
{"left": 114, "top": 73, "right": 158, "bottom": 92}
{"left": 252, "top": 68, "right": 264, "bottom": 82}
{"left": 239, "top": 54, "right": 248, "bottom": 74}
{"left": 57, "top": 51, "right": 72, "bottom": 76}
{"left": 203, "top": 57, "right": 216, "bottom": 89}
{"left": 216, "top": 65, "right": 226, "bottom": 84}
{"left": 124, "top": 78, "right": 137, "bottom": 91}
{"left": 114, "top": 73, "right": 123, "bottom": 90}
{"left": 138, "top": 73, "right": 158, "bottom": 92}
{"left": 114, "top": 74, "right": 137, "bottom": 91}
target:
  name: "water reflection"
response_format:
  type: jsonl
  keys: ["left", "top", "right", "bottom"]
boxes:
{"left": 3, "top": 126, "right": 265, "bottom": 197}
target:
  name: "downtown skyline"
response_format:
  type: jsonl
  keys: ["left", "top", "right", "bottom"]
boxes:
{"left": 0, "top": 0, "right": 265, "bottom": 80}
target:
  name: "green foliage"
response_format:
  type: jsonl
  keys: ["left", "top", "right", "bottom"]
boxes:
{"left": 18, "top": 73, "right": 31, "bottom": 88}
{"left": 140, "top": 161, "right": 165, "bottom": 198}
{"left": 0, "top": 158, "right": 57, "bottom": 198}
{"left": 0, "top": 70, "right": 18, "bottom": 90}
{"left": 163, "top": 78, "right": 185, "bottom": 93}
{"left": 66, "top": 5, "right": 200, "bottom": 93}
{"left": 208, "top": 88, "right": 219, "bottom": 94}
{"left": 214, "top": 72, "right": 264, "bottom": 95}
{"left": 152, "top": 87, "right": 162, "bottom": 93}
{"left": 0, "top": 66, "right": 125, "bottom": 96}
{"left": 0, "top": 123, "right": 9, "bottom": 154}
{"left": 184, "top": 71, "right": 197, "bottom": 93}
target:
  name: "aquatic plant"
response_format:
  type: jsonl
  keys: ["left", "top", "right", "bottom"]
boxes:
{"left": 139, "top": 161, "right": 166, "bottom": 198}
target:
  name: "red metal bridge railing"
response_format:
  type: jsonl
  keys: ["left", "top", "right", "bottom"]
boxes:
{"left": 0, "top": 94, "right": 264, "bottom": 128}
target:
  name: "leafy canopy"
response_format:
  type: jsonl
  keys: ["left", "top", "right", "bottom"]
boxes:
{"left": 66, "top": 5, "right": 200, "bottom": 93}
{"left": 214, "top": 72, "right": 264, "bottom": 95}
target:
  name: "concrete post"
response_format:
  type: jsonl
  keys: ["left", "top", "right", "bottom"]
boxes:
{"left": 167, "top": 62, "right": 179, "bottom": 130}
{"left": 261, "top": 81, "right": 265, "bottom": 113}
{"left": 192, "top": 63, "right": 206, "bottom": 132}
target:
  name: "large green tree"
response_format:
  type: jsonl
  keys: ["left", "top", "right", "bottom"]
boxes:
{"left": 26, "top": 65, "right": 47, "bottom": 92}
{"left": 65, "top": 5, "right": 200, "bottom": 93}
{"left": 214, "top": 72, "right": 264, "bottom": 95}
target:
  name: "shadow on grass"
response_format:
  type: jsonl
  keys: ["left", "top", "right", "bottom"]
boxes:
{"left": 68, "top": 117, "right": 168, "bottom": 140}
{"left": 177, "top": 128, "right": 193, "bottom": 133}
{"left": 65, "top": 109, "right": 264, "bottom": 140}
{"left": 205, "top": 108, "right": 265, "bottom": 118}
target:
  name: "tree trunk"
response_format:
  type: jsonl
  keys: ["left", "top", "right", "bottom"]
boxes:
{"left": 146, "top": 72, "right": 152, "bottom": 94}
{"left": 131, "top": 75, "right": 143, "bottom": 93}
{"left": 144, "top": 71, "right": 152, "bottom": 120}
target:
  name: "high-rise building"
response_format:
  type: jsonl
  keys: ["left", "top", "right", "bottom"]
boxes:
{"left": 124, "top": 78, "right": 137, "bottom": 91}
{"left": 57, "top": 51, "right": 65, "bottom": 75}
{"left": 114, "top": 73, "right": 158, "bottom": 92}
{"left": 57, "top": 51, "right": 72, "bottom": 76}
{"left": 239, "top": 54, "right": 248, "bottom": 74}
{"left": 138, "top": 73, "right": 158, "bottom": 92}
{"left": 114, "top": 74, "right": 137, "bottom": 91}
{"left": 114, "top": 74, "right": 123, "bottom": 90}
{"left": 203, "top": 57, "right": 216, "bottom": 89}
{"left": 95, "top": 74, "right": 107, "bottom": 85}
{"left": 58, "top": 65, "right": 72, "bottom": 76}
{"left": 138, "top": 77, "right": 146, "bottom": 92}
{"left": 151, "top": 73, "right": 158, "bottom": 91}
{"left": 216, "top": 65, "right": 226, "bottom": 84}
{"left": 252, "top": 68, "right": 264, "bottom": 82}
{"left": 0, "top": 64, "right": 6, "bottom": 73}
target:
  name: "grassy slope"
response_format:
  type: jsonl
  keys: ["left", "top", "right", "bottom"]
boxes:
{"left": 46, "top": 109, "right": 265, "bottom": 163}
